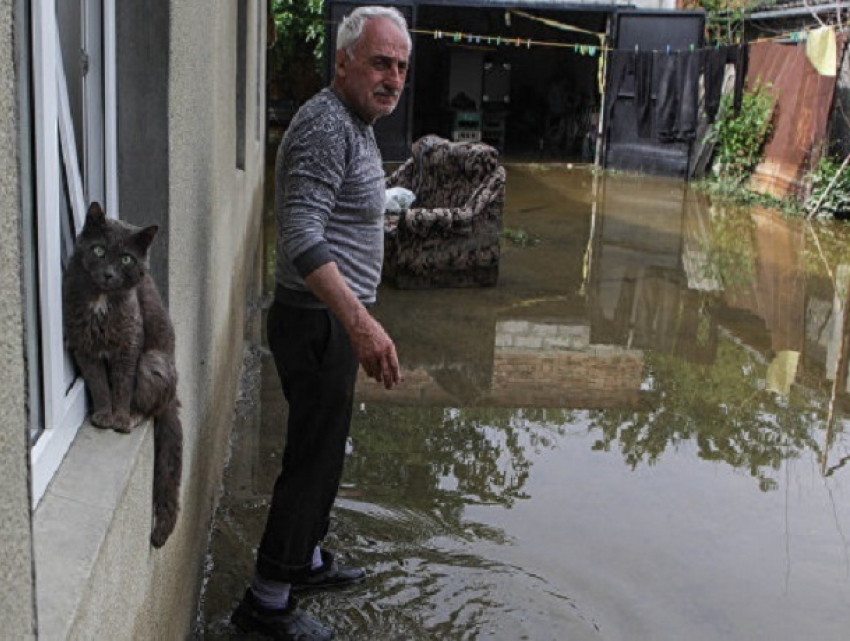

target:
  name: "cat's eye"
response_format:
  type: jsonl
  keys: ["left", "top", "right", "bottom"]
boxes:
{"left": 92, "top": 245, "right": 105, "bottom": 258}
{"left": 121, "top": 254, "right": 134, "bottom": 266}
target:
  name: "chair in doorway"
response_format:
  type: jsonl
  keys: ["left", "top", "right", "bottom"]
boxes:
{"left": 383, "top": 134, "right": 506, "bottom": 289}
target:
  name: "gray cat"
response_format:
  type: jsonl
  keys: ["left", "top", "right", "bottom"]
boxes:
{"left": 63, "top": 202, "right": 182, "bottom": 548}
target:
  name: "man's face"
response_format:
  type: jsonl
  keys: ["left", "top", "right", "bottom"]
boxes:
{"left": 335, "top": 17, "right": 410, "bottom": 124}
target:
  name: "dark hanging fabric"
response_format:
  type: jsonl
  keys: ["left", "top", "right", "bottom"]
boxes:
{"left": 605, "top": 50, "right": 635, "bottom": 129}
{"left": 703, "top": 45, "right": 728, "bottom": 123}
{"left": 732, "top": 43, "right": 749, "bottom": 115}
{"left": 655, "top": 50, "right": 679, "bottom": 143}
{"left": 677, "top": 49, "right": 701, "bottom": 141}
{"left": 634, "top": 50, "right": 654, "bottom": 138}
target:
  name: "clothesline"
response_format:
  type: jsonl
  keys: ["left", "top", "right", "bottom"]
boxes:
{"left": 325, "top": 15, "right": 839, "bottom": 54}
{"left": 409, "top": 28, "right": 608, "bottom": 54}
{"left": 413, "top": 27, "right": 724, "bottom": 55}
{"left": 322, "top": 18, "right": 840, "bottom": 61}
{"left": 405, "top": 25, "right": 837, "bottom": 55}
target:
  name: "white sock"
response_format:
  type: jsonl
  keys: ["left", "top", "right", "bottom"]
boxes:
{"left": 311, "top": 545, "right": 324, "bottom": 570}
{"left": 250, "top": 574, "right": 290, "bottom": 610}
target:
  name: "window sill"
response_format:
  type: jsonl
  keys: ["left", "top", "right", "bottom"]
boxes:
{"left": 33, "top": 419, "right": 153, "bottom": 639}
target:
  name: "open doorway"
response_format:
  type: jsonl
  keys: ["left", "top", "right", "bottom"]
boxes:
{"left": 410, "top": 5, "right": 608, "bottom": 162}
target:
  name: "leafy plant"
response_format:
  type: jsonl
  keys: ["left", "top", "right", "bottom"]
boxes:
{"left": 269, "top": 0, "right": 325, "bottom": 103}
{"left": 502, "top": 227, "right": 539, "bottom": 247}
{"left": 682, "top": 0, "right": 766, "bottom": 45}
{"left": 270, "top": 0, "right": 324, "bottom": 66}
{"left": 712, "top": 82, "right": 775, "bottom": 185}
{"left": 805, "top": 155, "right": 850, "bottom": 219}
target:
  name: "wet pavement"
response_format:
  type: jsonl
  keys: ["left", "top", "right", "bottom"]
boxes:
{"left": 195, "top": 164, "right": 850, "bottom": 640}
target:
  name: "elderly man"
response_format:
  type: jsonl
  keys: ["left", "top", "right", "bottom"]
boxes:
{"left": 230, "top": 6, "right": 410, "bottom": 641}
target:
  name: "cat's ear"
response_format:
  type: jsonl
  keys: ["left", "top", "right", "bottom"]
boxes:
{"left": 85, "top": 202, "right": 107, "bottom": 227}
{"left": 134, "top": 225, "right": 159, "bottom": 252}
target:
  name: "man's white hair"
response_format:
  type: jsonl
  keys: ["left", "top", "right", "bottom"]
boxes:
{"left": 337, "top": 6, "right": 411, "bottom": 57}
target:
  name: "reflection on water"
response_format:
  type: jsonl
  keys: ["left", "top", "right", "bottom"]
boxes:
{"left": 198, "top": 167, "right": 850, "bottom": 640}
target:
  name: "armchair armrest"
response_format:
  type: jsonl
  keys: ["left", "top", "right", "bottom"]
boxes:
{"left": 466, "top": 167, "right": 506, "bottom": 216}
{"left": 386, "top": 159, "right": 415, "bottom": 190}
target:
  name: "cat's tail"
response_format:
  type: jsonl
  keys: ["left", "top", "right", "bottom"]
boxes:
{"left": 151, "top": 398, "right": 182, "bottom": 548}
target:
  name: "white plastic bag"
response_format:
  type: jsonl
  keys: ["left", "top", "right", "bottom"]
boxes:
{"left": 384, "top": 186, "right": 416, "bottom": 213}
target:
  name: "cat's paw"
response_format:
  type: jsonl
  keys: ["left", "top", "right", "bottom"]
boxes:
{"left": 90, "top": 409, "right": 115, "bottom": 429}
{"left": 111, "top": 411, "right": 145, "bottom": 434}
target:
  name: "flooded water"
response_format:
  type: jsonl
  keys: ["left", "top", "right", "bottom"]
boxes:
{"left": 196, "top": 165, "right": 850, "bottom": 640}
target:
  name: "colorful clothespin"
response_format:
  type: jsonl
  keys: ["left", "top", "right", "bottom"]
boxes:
{"left": 589, "top": 45, "right": 597, "bottom": 56}
{"left": 527, "top": 38, "right": 531, "bottom": 48}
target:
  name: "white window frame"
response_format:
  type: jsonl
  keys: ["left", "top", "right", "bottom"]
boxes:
{"left": 30, "top": 0, "right": 119, "bottom": 506}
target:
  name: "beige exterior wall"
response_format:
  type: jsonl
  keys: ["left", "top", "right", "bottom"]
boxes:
{"left": 0, "top": 0, "right": 36, "bottom": 638}
{"left": 3, "top": 0, "right": 265, "bottom": 638}
{"left": 136, "top": 3, "right": 268, "bottom": 634}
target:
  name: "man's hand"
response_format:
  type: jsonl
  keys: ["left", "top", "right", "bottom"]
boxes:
{"left": 350, "top": 308, "right": 401, "bottom": 389}
{"left": 305, "top": 262, "right": 402, "bottom": 389}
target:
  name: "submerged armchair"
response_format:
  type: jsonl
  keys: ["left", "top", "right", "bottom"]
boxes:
{"left": 384, "top": 135, "right": 506, "bottom": 289}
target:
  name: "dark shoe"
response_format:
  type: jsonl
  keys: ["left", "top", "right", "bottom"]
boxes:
{"left": 230, "top": 589, "right": 333, "bottom": 640}
{"left": 291, "top": 549, "right": 366, "bottom": 591}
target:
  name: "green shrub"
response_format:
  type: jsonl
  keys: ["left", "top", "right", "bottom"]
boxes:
{"left": 712, "top": 83, "right": 775, "bottom": 185}
{"left": 270, "top": 0, "right": 324, "bottom": 67}
{"left": 805, "top": 155, "right": 850, "bottom": 219}
{"left": 269, "top": 0, "right": 325, "bottom": 103}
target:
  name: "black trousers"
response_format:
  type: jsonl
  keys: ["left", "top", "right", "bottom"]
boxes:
{"left": 256, "top": 300, "right": 360, "bottom": 583}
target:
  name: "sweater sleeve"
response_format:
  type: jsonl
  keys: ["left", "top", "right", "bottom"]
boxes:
{"left": 276, "top": 111, "right": 349, "bottom": 277}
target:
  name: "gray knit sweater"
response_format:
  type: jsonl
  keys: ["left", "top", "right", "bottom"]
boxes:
{"left": 274, "top": 87, "right": 386, "bottom": 307}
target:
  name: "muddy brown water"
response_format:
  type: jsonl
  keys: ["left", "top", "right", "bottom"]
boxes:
{"left": 196, "top": 165, "right": 850, "bottom": 640}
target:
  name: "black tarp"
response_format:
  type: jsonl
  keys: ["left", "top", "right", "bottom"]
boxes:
{"left": 603, "top": 10, "right": 705, "bottom": 178}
